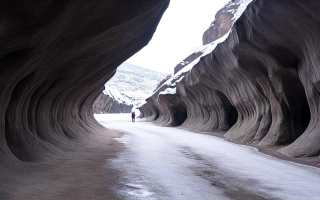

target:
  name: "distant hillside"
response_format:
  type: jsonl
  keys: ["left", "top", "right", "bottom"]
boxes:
{"left": 104, "top": 62, "right": 167, "bottom": 107}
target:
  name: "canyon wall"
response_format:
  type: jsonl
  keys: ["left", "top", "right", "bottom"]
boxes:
{"left": 93, "top": 93, "right": 133, "bottom": 114}
{"left": 140, "top": 0, "right": 320, "bottom": 158}
{"left": 0, "top": 0, "right": 168, "bottom": 168}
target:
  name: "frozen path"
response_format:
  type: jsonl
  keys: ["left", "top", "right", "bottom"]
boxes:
{"left": 96, "top": 114, "right": 320, "bottom": 200}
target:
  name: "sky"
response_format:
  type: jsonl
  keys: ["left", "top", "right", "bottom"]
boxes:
{"left": 126, "top": 0, "right": 230, "bottom": 74}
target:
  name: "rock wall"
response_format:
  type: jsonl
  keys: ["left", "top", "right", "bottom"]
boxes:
{"left": 93, "top": 93, "right": 133, "bottom": 114}
{"left": 140, "top": 0, "right": 320, "bottom": 158}
{"left": 0, "top": 0, "right": 168, "bottom": 166}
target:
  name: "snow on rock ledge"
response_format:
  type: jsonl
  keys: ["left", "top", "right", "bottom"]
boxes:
{"left": 140, "top": 0, "right": 320, "bottom": 158}
{"left": 93, "top": 87, "right": 133, "bottom": 114}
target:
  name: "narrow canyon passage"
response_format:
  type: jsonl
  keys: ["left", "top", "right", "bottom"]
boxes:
{"left": 97, "top": 114, "right": 320, "bottom": 200}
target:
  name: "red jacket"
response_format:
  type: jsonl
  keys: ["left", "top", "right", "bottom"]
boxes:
{"left": 132, "top": 113, "right": 135, "bottom": 118}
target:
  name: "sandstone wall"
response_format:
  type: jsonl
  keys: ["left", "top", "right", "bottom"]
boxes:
{"left": 140, "top": 0, "right": 320, "bottom": 158}
{"left": 0, "top": 0, "right": 168, "bottom": 167}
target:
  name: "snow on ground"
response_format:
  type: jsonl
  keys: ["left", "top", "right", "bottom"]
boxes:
{"left": 96, "top": 114, "right": 320, "bottom": 200}
{"left": 95, "top": 113, "right": 133, "bottom": 122}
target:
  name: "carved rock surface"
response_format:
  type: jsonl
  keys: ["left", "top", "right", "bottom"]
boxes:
{"left": 0, "top": 0, "right": 169, "bottom": 193}
{"left": 140, "top": 0, "right": 320, "bottom": 158}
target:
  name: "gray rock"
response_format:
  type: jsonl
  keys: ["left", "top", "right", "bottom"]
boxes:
{"left": 0, "top": 0, "right": 169, "bottom": 162}
{"left": 93, "top": 93, "right": 133, "bottom": 114}
{"left": 140, "top": 0, "right": 320, "bottom": 158}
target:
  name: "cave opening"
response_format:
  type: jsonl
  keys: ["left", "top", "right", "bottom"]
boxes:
{"left": 172, "top": 104, "right": 187, "bottom": 127}
{"left": 153, "top": 107, "right": 160, "bottom": 121}
{"left": 298, "top": 100, "right": 311, "bottom": 137}
{"left": 228, "top": 104, "right": 238, "bottom": 128}
{"left": 215, "top": 91, "right": 238, "bottom": 129}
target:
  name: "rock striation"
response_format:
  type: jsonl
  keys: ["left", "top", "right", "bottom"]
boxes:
{"left": 140, "top": 0, "right": 320, "bottom": 158}
{"left": 0, "top": 0, "right": 169, "bottom": 187}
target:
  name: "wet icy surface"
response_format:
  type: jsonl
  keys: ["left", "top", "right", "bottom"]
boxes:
{"left": 96, "top": 114, "right": 320, "bottom": 200}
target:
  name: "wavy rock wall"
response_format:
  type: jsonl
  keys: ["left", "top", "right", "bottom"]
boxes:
{"left": 0, "top": 0, "right": 168, "bottom": 175}
{"left": 140, "top": 0, "right": 320, "bottom": 158}
{"left": 93, "top": 93, "right": 133, "bottom": 114}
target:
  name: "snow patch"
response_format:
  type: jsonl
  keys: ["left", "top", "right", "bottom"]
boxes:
{"left": 152, "top": 0, "right": 253, "bottom": 98}
{"left": 159, "top": 87, "right": 176, "bottom": 95}
{"left": 103, "top": 86, "right": 133, "bottom": 106}
{"left": 104, "top": 63, "right": 167, "bottom": 107}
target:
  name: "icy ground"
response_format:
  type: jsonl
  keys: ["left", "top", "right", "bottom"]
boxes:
{"left": 95, "top": 114, "right": 320, "bottom": 200}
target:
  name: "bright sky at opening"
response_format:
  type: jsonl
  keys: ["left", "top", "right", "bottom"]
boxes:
{"left": 126, "top": 0, "right": 230, "bottom": 74}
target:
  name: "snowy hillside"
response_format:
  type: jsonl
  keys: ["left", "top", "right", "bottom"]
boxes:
{"left": 104, "top": 62, "right": 167, "bottom": 107}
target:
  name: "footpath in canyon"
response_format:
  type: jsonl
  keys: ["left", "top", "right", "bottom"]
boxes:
{"left": 97, "top": 114, "right": 320, "bottom": 200}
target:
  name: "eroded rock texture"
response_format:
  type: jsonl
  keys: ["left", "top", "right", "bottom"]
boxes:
{"left": 0, "top": 0, "right": 169, "bottom": 192}
{"left": 140, "top": 0, "right": 320, "bottom": 158}
{"left": 93, "top": 93, "right": 133, "bottom": 114}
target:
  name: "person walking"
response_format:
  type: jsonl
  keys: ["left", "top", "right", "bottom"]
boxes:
{"left": 131, "top": 112, "right": 135, "bottom": 122}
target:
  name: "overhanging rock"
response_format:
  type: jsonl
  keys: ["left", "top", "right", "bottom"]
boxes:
{"left": 0, "top": 1, "right": 169, "bottom": 162}
{"left": 140, "top": 0, "right": 320, "bottom": 158}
